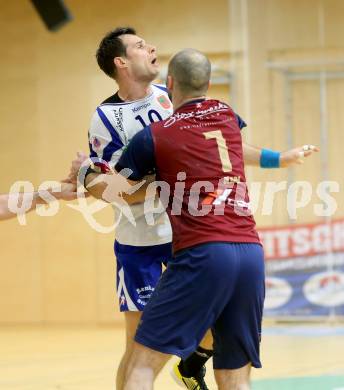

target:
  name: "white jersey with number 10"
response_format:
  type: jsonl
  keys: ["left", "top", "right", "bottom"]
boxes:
{"left": 88, "top": 84, "right": 173, "bottom": 246}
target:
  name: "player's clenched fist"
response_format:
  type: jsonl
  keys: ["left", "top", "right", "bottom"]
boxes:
{"left": 64, "top": 151, "right": 88, "bottom": 184}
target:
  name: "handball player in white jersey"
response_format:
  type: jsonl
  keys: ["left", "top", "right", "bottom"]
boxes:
{"left": 87, "top": 28, "right": 174, "bottom": 390}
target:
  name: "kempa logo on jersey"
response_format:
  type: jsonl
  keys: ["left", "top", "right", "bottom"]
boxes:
{"left": 113, "top": 108, "right": 125, "bottom": 133}
{"left": 132, "top": 102, "right": 151, "bottom": 113}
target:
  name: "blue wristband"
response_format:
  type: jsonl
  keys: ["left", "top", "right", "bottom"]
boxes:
{"left": 260, "top": 149, "right": 280, "bottom": 168}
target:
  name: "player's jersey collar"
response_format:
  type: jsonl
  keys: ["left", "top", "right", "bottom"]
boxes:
{"left": 101, "top": 87, "right": 158, "bottom": 106}
{"left": 175, "top": 98, "right": 207, "bottom": 112}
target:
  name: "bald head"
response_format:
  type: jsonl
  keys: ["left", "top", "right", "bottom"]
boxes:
{"left": 168, "top": 49, "right": 211, "bottom": 97}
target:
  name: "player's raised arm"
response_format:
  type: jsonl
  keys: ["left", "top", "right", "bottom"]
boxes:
{"left": 243, "top": 143, "right": 319, "bottom": 167}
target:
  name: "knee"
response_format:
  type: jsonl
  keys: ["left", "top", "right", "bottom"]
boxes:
{"left": 124, "top": 342, "right": 170, "bottom": 387}
{"left": 217, "top": 378, "right": 250, "bottom": 390}
{"left": 214, "top": 364, "right": 251, "bottom": 390}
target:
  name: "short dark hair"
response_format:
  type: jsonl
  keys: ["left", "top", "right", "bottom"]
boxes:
{"left": 96, "top": 27, "right": 136, "bottom": 79}
{"left": 168, "top": 49, "right": 211, "bottom": 96}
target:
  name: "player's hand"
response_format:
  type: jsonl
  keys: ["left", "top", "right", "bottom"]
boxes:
{"left": 63, "top": 151, "right": 88, "bottom": 184}
{"left": 54, "top": 182, "right": 79, "bottom": 201}
{"left": 280, "top": 144, "right": 319, "bottom": 167}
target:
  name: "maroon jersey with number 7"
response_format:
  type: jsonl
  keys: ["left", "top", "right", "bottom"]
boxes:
{"left": 150, "top": 99, "right": 261, "bottom": 253}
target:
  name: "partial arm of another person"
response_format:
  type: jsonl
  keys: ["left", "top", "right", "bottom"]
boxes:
{"left": 78, "top": 111, "right": 155, "bottom": 205}
{"left": 84, "top": 169, "right": 155, "bottom": 205}
{"left": 82, "top": 126, "right": 157, "bottom": 204}
{"left": 0, "top": 182, "right": 77, "bottom": 222}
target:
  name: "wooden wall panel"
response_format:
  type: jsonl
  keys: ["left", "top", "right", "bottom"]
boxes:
{"left": 40, "top": 207, "right": 98, "bottom": 323}
{"left": 0, "top": 0, "right": 343, "bottom": 324}
{"left": 267, "top": 0, "right": 321, "bottom": 50}
{"left": 288, "top": 80, "right": 323, "bottom": 222}
{"left": 326, "top": 78, "right": 344, "bottom": 217}
{"left": 324, "top": 0, "right": 344, "bottom": 47}
{"left": 0, "top": 218, "right": 42, "bottom": 323}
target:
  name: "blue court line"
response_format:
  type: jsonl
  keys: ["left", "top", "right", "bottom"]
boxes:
{"left": 263, "top": 326, "right": 344, "bottom": 336}
{"left": 253, "top": 375, "right": 344, "bottom": 390}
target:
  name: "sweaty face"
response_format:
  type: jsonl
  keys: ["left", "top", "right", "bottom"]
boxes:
{"left": 120, "top": 34, "right": 159, "bottom": 82}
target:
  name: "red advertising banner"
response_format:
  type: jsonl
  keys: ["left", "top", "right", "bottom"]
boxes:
{"left": 258, "top": 218, "right": 344, "bottom": 317}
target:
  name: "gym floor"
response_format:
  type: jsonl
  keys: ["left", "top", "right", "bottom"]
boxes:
{"left": 1, "top": 323, "right": 343, "bottom": 389}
